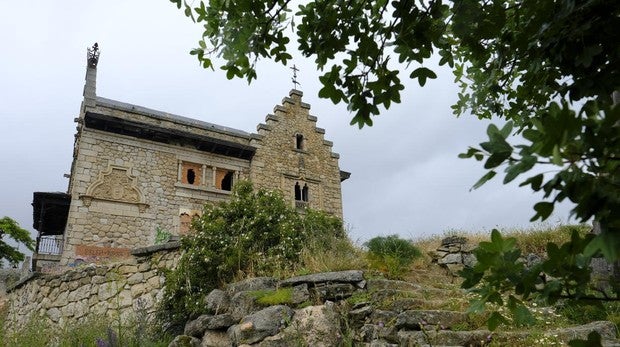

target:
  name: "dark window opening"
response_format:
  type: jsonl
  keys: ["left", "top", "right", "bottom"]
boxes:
{"left": 294, "top": 182, "right": 302, "bottom": 201}
{"left": 295, "top": 134, "right": 304, "bottom": 150}
{"left": 302, "top": 184, "right": 309, "bottom": 202}
{"left": 221, "top": 171, "right": 233, "bottom": 191}
{"left": 187, "top": 169, "right": 196, "bottom": 184}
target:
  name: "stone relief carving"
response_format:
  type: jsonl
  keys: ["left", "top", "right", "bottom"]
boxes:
{"left": 80, "top": 165, "right": 148, "bottom": 212}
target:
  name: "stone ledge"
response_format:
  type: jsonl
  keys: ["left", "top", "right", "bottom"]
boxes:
{"left": 6, "top": 272, "right": 38, "bottom": 292}
{"left": 132, "top": 241, "right": 180, "bottom": 257}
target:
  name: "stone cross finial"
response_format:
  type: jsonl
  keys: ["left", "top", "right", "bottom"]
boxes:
{"left": 291, "top": 64, "right": 300, "bottom": 90}
{"left": 87, "top": 43, "right": 100, "bottom": 68}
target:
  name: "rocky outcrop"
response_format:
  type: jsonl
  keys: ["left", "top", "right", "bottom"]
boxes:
{"left": 431, "top": 236, "right": 476, "bottom": 276}
{"left": 169, "top": 270, "right": 619, "bottom": 347}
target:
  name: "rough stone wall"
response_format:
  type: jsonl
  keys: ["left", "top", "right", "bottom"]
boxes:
{"left": 63, "top": 127, "right": 250, "bottom": 264}
{"left": 5, "top": 247, "right": 179, "bottom": 332}
{"left": 249, "top": 90, "right": 344, "bottom": 218}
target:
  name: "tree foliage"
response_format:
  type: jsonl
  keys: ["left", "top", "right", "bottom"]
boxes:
{"left": 158, "top": 181, "right": 344, "bottom": 332}
{"left": 168, "top": 0, "right": 619, "bottom": 333}
{"left": 0, "top": 217, "right": 35, "bottom": 267}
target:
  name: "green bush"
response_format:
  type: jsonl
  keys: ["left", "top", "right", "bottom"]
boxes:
{"left": 365, "top": 235, "right": 421, "bottom": 279}
{"left": 158, "top": 181, "right": 345, "bottom": 333}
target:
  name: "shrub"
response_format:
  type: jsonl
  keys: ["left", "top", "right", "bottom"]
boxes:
{"left": 157, "top": 181, "right": 345, "bottom": 333}
{"left": 365, "top": 235, "right": 421, "bottom": 279}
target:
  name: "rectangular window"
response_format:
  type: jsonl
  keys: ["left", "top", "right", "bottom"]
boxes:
{"left": 181, "top": 161, "right": 202, "bottom": 185}
{"left": 215, "top": 169, "right": 234, "bottom": 191}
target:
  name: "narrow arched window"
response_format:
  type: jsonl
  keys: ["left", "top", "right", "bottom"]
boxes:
{"left": 295, "top": 134, "right": 304, "bottom": 150}
{"left": 187, "top": 169, "right": 196, "bottom": 184}
{"left": 302, "top": 184, "right": 309, "bottom": 202}
{"left": 294, "top": 182, "right": 302, "bottom": 201}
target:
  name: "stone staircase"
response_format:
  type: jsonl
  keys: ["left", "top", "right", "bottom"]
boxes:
{"left": 168, "top": 269, "right": 620, "bottom": 347}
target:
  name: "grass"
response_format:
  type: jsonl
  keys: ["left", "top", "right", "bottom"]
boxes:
{"left": 0, "top": 307, "right": 172, "bottom": 347}
{"left": 251, "top": 288, "right": 294, "bottom": 306}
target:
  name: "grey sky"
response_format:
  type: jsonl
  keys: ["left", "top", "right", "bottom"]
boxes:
{"left": 0, "top": 1, "right": 576, "bottom": 253}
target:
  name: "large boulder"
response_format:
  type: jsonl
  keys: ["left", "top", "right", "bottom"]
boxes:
{"left": 396, "top": 310, "right": 468, "bottom": 330}
{"left": 204, "top": 289, "right": 230, "bottom": 315}
{"left": 168, "top": 335, "right": 201, "bottom": 347}
{"left": 228, "top": 305, "right": 294, "bottom": 345}
{"left": 184, "top": 314, "right": 236, "bottom": 338}
{"left": 229, "top": 291, "right": 262, "bottom": 321}
{"left": 227, "top": 277, "right": 277, "bottom": 294}
{"left": 259, "top": 303, "right": 342, "bottom": 347}
{"left": 279, "top": 270, "right": 364, "bottom": 287}
{"left": 201, "top": 330, "right": 231, "bottom": 347}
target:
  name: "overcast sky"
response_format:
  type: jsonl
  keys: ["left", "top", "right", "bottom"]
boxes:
{"left": 0, "top": 1, "right": 577, "bottom": 253}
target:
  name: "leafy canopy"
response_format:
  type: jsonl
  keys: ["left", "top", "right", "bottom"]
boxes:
{"left": 168, "top": 0, "right": 619, "bottom": 334}
{"left": 0, "top": 217, "right": 35, "bottom": 267}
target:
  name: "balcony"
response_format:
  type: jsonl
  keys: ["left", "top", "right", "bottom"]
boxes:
{"left": 33, "top": 235, "right": 64, "bottom": 263}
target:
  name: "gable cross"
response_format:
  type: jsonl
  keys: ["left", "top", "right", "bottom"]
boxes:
{"left": 291, "top": 65, "right": 301, "bottom": 90}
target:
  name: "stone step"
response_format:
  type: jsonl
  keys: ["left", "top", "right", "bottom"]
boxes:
{"left": 396, "top": 320, "right": 619, "bottom": 346}
{"left": 370, "top": 288, "right": 464, "bottom": 304}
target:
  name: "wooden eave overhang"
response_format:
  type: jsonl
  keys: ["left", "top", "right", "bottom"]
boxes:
{"left": 84, "top": 112, "right": 256, "bottom": 160}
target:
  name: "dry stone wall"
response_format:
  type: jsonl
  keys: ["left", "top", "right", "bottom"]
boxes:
{"left": 5, "top": 245, "right": 179, "bottom": 332}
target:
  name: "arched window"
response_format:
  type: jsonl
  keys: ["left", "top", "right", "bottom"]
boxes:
{"left": 295, "top": 134, "right": 304, "bottom": 150}
{"left": 179, "top": 213, "right": 191, "bottom": 234}
{"left": 302, "top": 184, "right": 309, "bottom": 202}
{"left": 187, "top": 169, "right": 196, "bottom": 184}
{"left": 294, "top": 182, "right": 302, "bottom": 201}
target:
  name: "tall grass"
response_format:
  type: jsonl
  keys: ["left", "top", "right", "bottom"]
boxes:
{"left": 0, "top": 308, "right": 171, "bottom": 347}
{"left": 412, "top": 224, "right": 591, "bottom": 257}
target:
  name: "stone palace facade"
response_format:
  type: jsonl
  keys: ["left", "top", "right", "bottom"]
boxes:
{"left": 31, "top": 44, "right": 349, "bottom": 271}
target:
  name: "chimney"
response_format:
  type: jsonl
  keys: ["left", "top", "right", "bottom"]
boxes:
{"left": 83, "top": 43, "right": 99, "bottom": 108}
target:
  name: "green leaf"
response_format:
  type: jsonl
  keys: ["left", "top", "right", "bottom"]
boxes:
{"left": 409, "top": 67, "right": 437, "bottom": 87}
{"left": 568, "top": 331, "right": 602, "bottom": 347}
{"left": 583, "top": 232, "right": 620, "bottom": 261}
{"left": 519, "top": 174, "right": 544, "bottom": 191}
{"left": 531, "top": 202, "right": 554, "bottom": 221}
{"left": 487, "top": 311, "right": 508, "bottom": 331}
{"left": 484, "top": 152, "right": 510, "bottom": 169}
{"left": 551, "top": 145, "right": 563, "bottom": 166}
{"left": 499, "top": 121, "right": 513, "bottom": 138}
{"left": 471, "top": 170, "right": 496, "bottom": 190}
{"left": 508, "top": 295, "right": 535, "bottom": 326}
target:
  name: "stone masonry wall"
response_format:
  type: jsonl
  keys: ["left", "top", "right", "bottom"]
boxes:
{"left": 63, "top": 128, "right": 249, "bottom": 264}
{"left": 5, "top": 246, "right": 179, "bottom": 332}
{"left": 250, "top": 90, "right": 344, "bottom": 218}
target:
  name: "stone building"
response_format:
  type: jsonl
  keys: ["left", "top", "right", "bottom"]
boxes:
{"left": 31, "top": 44, "right": 349, "bottom": 271}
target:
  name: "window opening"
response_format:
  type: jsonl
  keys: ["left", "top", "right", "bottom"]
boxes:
{"left": 181, "top": 161, "right": 202, "bottom": 185}
{"left": 216, "top": 169, "right": 234, "bottom": 191}
{"left": 221, "top": 171, "right": 233, "bottom": 191}
{"left": 302, "top": 184, "right": 309, "bottom": 202}
{"left": 187, "top": 169, "right": 196, "bottom": 185}
{"left": 294, "top": 182, "right": 302, "bottom": 201}
{"left": 295, "top": 134, "right": 304, "bottom": 150}
{"left": 179, "top": 213, "right": 191, "bottom": 234}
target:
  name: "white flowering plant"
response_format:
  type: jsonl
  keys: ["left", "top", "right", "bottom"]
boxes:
{"left": 157, "top": 181, "right": 343, "bottom": 333}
